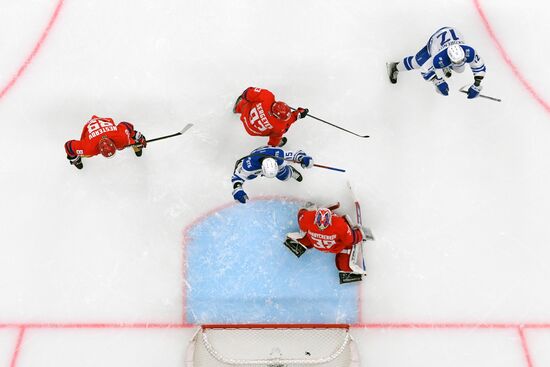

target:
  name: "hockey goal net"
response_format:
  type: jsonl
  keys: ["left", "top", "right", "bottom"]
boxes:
{"left": 185, "top": 324, "right": 360, "bottom": 367}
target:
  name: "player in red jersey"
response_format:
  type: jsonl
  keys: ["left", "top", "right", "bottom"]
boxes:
{"left": 284, "top": 203, "right": 366, "bottom": 284}
{"left": 64, "top": 116, "right": 147, "bottom": 169}
{"left": 233, "top": 87, "right": 309, "bottom": 147}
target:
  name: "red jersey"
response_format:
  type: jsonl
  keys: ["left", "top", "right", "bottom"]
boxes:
{"left": 65, "top": 116, "right": 138, "bottom": 158}
{"left": 297, "top": 209, "right": 363, "bottom": 254}
{"left": 235, "top": 87, "right": 300, "bottom": 147}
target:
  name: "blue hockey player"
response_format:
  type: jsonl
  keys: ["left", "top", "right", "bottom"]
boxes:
{"left": 387, "top": 26, "right": 486, "bottom": 99}
{"left": 231, "top": 146, "right": 314, "bottom": 204}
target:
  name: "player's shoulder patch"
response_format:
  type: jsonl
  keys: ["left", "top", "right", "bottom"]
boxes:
{"left": 462, "top": 45, "right": 476, "bottom": 62}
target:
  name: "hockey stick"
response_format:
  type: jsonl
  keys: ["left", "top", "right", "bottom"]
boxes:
{"left": 130, "top": 123, "right": 193, "bottom": 147}
{"left": 459, "top": 86, "right": 502, "bottom": 102}
{"left": 235, "top": 152, "right": 346, "bottom": 173}
{"left": 347, "top": 181, "right": 370, "bottom": 275}
{"left": 310, "top": 163, "right": 345, "bottom": 173}
{"left": 290, "top": 107, "right": 370, "bottom": 138}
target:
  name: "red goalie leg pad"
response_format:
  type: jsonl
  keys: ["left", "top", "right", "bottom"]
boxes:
{"left": 335, "top": 252, "right": 352, "bottom": 272}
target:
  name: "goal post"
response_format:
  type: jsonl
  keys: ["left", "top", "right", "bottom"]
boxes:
{"left": 186, "top": 324, "right": 360, "bottom": 367}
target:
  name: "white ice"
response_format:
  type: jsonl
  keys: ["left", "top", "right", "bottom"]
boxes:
{"left": 0, "top": 0, "right": 549, "bottom": 366}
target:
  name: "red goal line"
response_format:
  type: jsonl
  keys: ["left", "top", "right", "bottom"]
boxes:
{"left": 0, "top": 322, "right": 549, "bottom": 330}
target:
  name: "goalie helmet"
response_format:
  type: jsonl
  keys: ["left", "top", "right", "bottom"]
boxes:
{"left": 271, "top": 101, "right": 291, "bottom": 120}
{"left": 447, "top": 44, "right": 465, "bottom": 65}
{"left": 314, "top": 208, "right": 332, "bottom": 230}
{"left": 261, "top": 157, "right": 278, "bottom": 178}
{"left": 98, "top": 136, "right": 116, "bottom": 158}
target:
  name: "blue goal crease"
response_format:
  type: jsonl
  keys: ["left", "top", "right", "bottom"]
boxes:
{"left": 185, "top": 199, "right": 359, "bottom": 324}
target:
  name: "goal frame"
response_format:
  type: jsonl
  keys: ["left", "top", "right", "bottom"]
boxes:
{"left": 185, "top": 323, "right": 360, "bottom": 367}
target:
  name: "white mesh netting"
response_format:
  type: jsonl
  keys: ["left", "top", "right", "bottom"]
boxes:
{"left": 186, "top": 324, "right": 360, "bottom": 367}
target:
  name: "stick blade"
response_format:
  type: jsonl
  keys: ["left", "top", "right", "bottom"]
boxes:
{"left": 179, "top": 123, "right": 194, "bottom": 135}
{"left": 459, "top": 85, "right": 502, "bottom": 102}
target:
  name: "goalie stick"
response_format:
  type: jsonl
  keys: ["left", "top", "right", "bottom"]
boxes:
{"left": 130, "top": 123, "right": 193, "bottom": 147}
{"left": 347, "top": 181, "right": 372, "bottom": 275}
{"left": 459, "top": 85, "right": 502, "bottom": 102}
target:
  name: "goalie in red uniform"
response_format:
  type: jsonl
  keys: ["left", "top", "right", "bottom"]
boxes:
{"left": 284, "top": 203, "right": 373, "bottom": 284}
{"left": 64, "top": 115, "right": 147, "bottom": 169}
{"left": 233, "top": 87, "right": 309, "bottom": 147}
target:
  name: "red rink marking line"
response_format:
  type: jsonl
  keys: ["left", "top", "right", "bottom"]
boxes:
{"left": 9, "top": 327, "right": 25, "bottom": 367}
{"left": 473, "top": 0, "right": 550, "bottom": 114}
{"left": 2, "top": 322, "right": 546, "bottom": 367}
{"left": 0, "top": 323, "right": 193, "bottom": 329}
{"left": 0, "top": 322, "right": 548, "bottom": 329}
{"left": 0, "top": 0, "right": 65, "bottom": 101}
{"left": 518, "top": 327, "right": 534, "bottom": 367}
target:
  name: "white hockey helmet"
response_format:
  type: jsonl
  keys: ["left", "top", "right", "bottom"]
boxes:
{"left": 447, "top": 44, "right": 465, "bottom": 65}
{"left": 261, "top": 157, "right": 278, "bottom": 178}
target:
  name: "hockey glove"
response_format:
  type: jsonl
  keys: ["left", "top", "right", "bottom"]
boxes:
{"left": 284, "top": 237, "right": 307, "bottom": 258}
{"left": 300, "top": 155, "right": 314, "bottom": 169}
{"left": 296, "top": 108, "right": 309, "bottom": 119}
{"left": 433, "top": 77, "right": 449, "bottom": 96}
{"left": 467, "top": 84, "right": 482, "bottom": 99}
{"left": 293, "top": 150, "right": 307, "bottom": 162}
{"left": 232, "top": 184, "right": 248, "bottom": 204}
{"left": 134, "top": 131, "right": 147, "bottom": 148}
{"left": 293, "top": 151, "right": 313, "bottom": 169}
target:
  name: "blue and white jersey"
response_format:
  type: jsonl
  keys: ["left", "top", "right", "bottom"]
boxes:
{"left": 420, "top": 27, "right": 486, "bottom": 81}
{"left": 427, "top": 27, "right": 466, "bottom": 55}
{"left": 232, "top": 146, "right": 303, "bottom": 185}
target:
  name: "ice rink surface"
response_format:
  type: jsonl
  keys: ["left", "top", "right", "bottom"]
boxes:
{"left": 1, "top": 0, "right": 549, "bottom": 366}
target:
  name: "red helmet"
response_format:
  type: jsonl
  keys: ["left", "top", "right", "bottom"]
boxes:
{"left": 98, "top": 136, "right": 116, "bottom": 158}
{"left": 314, "top": 208, "right": 332, "bottom": 230}
{"left": 271, "top": 101, "right": 291, "bottom": 120}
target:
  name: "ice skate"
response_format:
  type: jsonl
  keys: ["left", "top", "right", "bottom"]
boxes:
{"left": 339, "top": 272, "right": 363, "bottom": 284}
{"left": 291, "top": 166, "right": 303, "bottom": 182}
{"left": 387, "top": 62, "right": 399, "bottom": 84}
{"left": 70, "top": 156, "right": 83, "bottom": 169}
